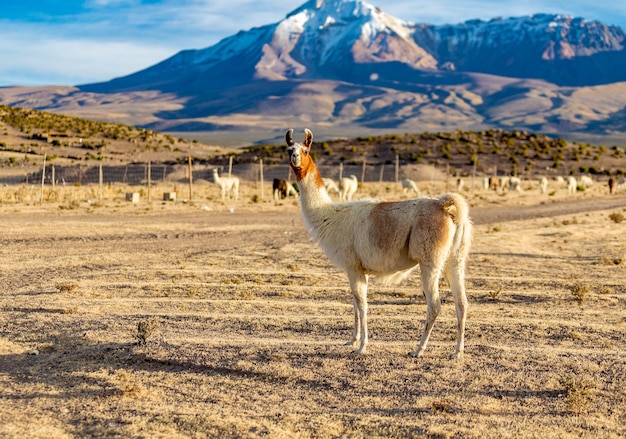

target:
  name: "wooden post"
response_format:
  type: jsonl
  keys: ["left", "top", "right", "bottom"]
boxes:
{"left": 395, "top": 154, "right": 399, "bottom": 183}
{"left": 259, "top": 159, "right": 264, "bottom": 199}
{"left": 147, "top": 160, "right": 152, "bottom": 202}
{"left": 339, "top": 162, "right": 344, "bottom": 181}
{"left": 51, "top": 165, "right": 55, "bottom": 189}
{"left": 99, "top": 162, "right": 103, "bottom": 203}
{"left": 379, "top": 164, "right": 384, "bottom": 183}
{"left": 40, "top": 154, "right": 46, "bottom": 204}
{"left": 228, "top": 155, "right": 233, "bottom": 178}
{"left": 187, "top": 152, "right": 193, "bottom": 201}
{"left": 361, "top": 159, "right": 367, "bottom": 183}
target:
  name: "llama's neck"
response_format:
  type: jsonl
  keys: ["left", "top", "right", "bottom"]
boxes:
{"left": 295, "top": 162, "right": 333, "bottom": 214}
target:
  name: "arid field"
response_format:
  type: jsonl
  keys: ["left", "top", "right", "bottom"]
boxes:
{"left": 0, "top": 179, "right": 625, "bottom": 438}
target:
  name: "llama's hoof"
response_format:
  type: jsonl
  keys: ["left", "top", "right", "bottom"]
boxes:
{"left": 449, "top": 351, "right": 464, "bottom": 360}
{"left": 408, "top": 350, "right": 423, "bottom": 358}
{"left": 351, "top": 348, "right": 366, "bottom": 355}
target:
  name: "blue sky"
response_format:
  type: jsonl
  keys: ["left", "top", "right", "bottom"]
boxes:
{"left": 1, "top": 0, "right": 625, "bottom": 87}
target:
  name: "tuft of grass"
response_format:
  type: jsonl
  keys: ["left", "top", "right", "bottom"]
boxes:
{"left": 136, "top": 317, "right": 160, "bottom": 345}
{"left": 559, "top": 374, "right": 595, "bottom": 415}
{"left": 488, "top": 286, "right": 502, "bottom": 301}
{"left": 570, "top": 282, "right": 589, "bottom": 305}
{"left": 608, "top": 212, "right": 624, "bottom": 224}
{"left": 55, "top": 281, "right": 79, "bottom": 294}
{"left": 431, "top": 397, "right": 455, "bottom": 414}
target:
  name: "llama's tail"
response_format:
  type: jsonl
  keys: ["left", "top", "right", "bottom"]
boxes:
{"left": 440, "top": 193, "right": 472, "bottom": 260}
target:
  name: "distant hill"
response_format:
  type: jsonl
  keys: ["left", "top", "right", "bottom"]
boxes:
{"left": 2, "top": 0, "right": 626, "bottom": 146}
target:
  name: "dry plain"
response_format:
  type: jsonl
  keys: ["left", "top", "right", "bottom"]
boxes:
{"left": 0, "top": 179, "right": 625, "bottom": 438}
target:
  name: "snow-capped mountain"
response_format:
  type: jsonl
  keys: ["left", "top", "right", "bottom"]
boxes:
{"left": 5, "top": 0, "right": 626, "bottom": 141}
{"left": 84, "top": 0, "right": 626, "bottom": 93}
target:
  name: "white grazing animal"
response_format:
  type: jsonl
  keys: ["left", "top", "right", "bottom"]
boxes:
{"left": 212, "top": 168, "right": 240, "bottom": 201}
{"left": 286, "top": 129, "right": 472, "bottom": 359}
{"left": 339, "top": 175, "right": 358, "bottom": 201}
{"left": 401, "top": 178, "right": 420, "bottom": 196}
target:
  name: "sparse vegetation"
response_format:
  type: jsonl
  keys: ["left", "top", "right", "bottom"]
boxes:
{"left": 570, "top": 282, "right": 590, "bottom": 305}
{"left": 559, "top": 374, "right": 596, "bottom": 415}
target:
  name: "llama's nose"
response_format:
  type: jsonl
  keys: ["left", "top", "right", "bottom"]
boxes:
{"left": 291, "top": 153, "right": 301, "bottom": 167}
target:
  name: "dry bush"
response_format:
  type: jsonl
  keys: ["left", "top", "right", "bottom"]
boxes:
{"left": 559, "top": 374, "right": 596, "bottom": 415}
{"left": 570, "top": 282, "right": 589, "bottom": 305}
{"left": 608, "top": 212, "right": 624, "bottom": 223}
{"left": 136, "top": 317, "right": 161, "bottom": 345}
{"left": 55, "top": 281, "right": 79, "bottom": 293}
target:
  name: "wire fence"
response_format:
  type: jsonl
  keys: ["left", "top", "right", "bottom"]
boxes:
{"left": 0, "top": 156, "right": 474, "bottom": 205}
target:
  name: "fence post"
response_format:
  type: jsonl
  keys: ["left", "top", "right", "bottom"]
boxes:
{"left": 40, "top": 154, "right": 46, "bottom": 204}
{"left": 187, "top": 153, "right": 193, "bottom": 201}
{"left": 147, "top": 161, "right": 152, "bottom": 202}
{"left": 379, "top": 164, "right": 384, "bottom": 183}
{"left": 395, "top": 154, "right": 399, "bottom": 183}
{"left": 259, "top": 159, "right": 264, "bottom": 199}
{"left": 361, "top": 159, "right": 366, "bottom": 183}
{"left": 228, "top": 155, "right": 233, "bottom": 178}
{"left": 99, "top": 162, "right": 103, "bottom": 203}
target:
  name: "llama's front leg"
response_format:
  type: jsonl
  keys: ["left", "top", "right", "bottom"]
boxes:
{"left": 409, "top": 265, "right": 441, "bottom": 358}
{"left": 348, "top": 274, "right": 368, "bottom": 354}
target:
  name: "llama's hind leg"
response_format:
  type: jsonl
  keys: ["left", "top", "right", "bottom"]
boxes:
{"left": 345, "top": 301, "right": 360, "bottom": 349}
{"left": 347, "top": 273, "right": 369, "bottom": 354}
{"left": 445, "top": 261, "right": 468, "bottom": 359}
{"left": 409, "top": 264, "right": 441, "bottom": 358}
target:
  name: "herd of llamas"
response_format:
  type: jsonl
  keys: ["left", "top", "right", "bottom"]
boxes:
{"left": 213, "top": 164, "right": 623, "bottom": 204}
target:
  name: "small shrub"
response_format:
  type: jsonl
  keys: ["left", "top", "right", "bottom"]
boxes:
{"left": 608, "top": 212, "right": 624, "bottom": 224}
{"left": 559, "top": 374, "right": 595, "bottom": 415}
{"left": 487, "top": 287, "right": 502, "bottom": 301}
{"left": 136, "top": 317, "right": 160, "bottom": 345}
{"left": 55, "top": 281, "right": 79, "bottom": 294}
{"left": 570, "top": 282, "right": 589, "bottom": 305}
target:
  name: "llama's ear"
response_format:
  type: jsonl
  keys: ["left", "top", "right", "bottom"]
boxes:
{"left": 285, "top": 129, "right": 294, "bottom": 146}
{"left": 304, "top": 128, "right": 313, "bottom": 147}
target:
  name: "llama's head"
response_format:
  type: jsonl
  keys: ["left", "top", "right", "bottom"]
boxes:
{"left": 286, "top": 128, "right": 314, "bottom": 181}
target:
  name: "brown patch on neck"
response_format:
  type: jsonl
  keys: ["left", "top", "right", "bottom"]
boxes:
{"left": 292, "top": 155, "right": 324, "bottom": 190}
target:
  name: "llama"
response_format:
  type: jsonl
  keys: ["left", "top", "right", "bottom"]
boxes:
{"left": 286, "top": 129, "right": 472, "bottom": 358}
{"left": 508, "top": 176, "right": 522, "bottom": 193}
{"left": 339, "top": 175, "right": 358, "bottom": 201}
{"left": 580, "top": 175, "right": 593, "bottom": 188}
{"left": 539, "top": 176, "right": 548, "bottom": 194}
{"left": 322, "top": 178, "right": 340, "bottom": 196}
{"left": 401, "top": 178, "right": 420, "bottom": 196}
{"left": 273, "top": 178, "right": 298, "bottom": 200}
{"left": 212, "top": 168, "right": 239, "bottom": 201}
{"left": 608, "top": 177, "right": 615, "bottom": 194}
{"left": 567, "top": 176, "right": 577, "bottom": 194}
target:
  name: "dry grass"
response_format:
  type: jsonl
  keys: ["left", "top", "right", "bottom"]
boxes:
{"left": 0, "top": 181, "right": 624, "bottom": 438}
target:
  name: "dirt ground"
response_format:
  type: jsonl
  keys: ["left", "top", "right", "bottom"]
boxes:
{"left": 0, "top": 179, "right": 625, "bottom": 438}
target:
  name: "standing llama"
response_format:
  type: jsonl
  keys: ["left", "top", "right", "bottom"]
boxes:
{"left": 339, "top": 175, "right": 358, "bottom": 201}
{"left": 401, "top": 178, "right": 420, "bottom": 196}
{"left": 212, "top": 168, "right": 239, "bottom": 201}
{"left": 286, "top": 129, "right": 472, "bottom": 359}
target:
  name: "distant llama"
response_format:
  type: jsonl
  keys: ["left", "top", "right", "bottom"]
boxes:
{"left": 273, "top": 178, "right": 298, "bottom": 200}
{"left": 401, "top": 178, "right": 420, "bottom": 196}
{"left": 339, "top": 175, "right": 358, "bottom": 201}
{"left": 322, "top": 178, "right": 340, "bottom": 197}
{"left": 286, "top": 129, "right": 472, "bottom": 358}
{"left": 212, "top": 168, "right": 239, "bottom": 201}
{"left": 539, "top": 177, "right": 548, "bottom": 194}
{"left": 567, "top": 176, "right": 577, "bottom": 194}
